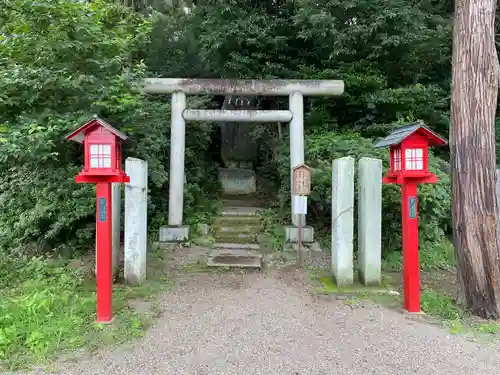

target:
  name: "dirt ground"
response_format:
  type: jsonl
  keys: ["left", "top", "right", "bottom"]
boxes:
{"left": 9, "top": 245, "right": 500, "bottom": 375}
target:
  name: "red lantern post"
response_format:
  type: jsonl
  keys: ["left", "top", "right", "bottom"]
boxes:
{"left": 375, "top": 121, "right": 447, "bottom": 313}
{"left": 66, "top": 116, "right": 131, "bottom": 323}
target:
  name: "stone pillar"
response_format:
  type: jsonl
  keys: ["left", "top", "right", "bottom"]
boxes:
{"left": 168, "top": 91, "right": 186, "bottom": 226}
{"left": 111, "top": 183, "right": 121, "bottom": 277}
{"left": 289, "top": 91, "right": 305, "bottom": 227}
{"left": 358, "top": 158, "right": 382, "bottom": 285}
{"left": 331, "top": 156, "right": 354, "bottom": 286}
{"left": 124, "top": 157, "right": 148, "bottom": 286}
{"left": 159, "top": 90, "right": 190, "bottom": 243}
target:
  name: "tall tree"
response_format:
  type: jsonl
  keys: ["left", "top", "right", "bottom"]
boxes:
{"left": 450, "top": 0, "right": 500, "bottom": 318}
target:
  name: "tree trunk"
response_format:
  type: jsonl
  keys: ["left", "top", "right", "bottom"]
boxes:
{"left": 450, "top": 0, "right": 500, "bottom": 318}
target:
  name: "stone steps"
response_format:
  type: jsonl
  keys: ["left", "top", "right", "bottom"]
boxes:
{"left": 213, "top": 216, "right": 260, "bottom": 226}
{"left": 220, "top": 198, "right": 264, "bottom": 208}
{"left": 214, "top": 242, "right": 260, "bottom": 250}
{"left": 221, "top": 206, "right": 261, "bottom": 216}
{"left": 207, "top": 249, "right": 263, "bottom": 269}
{"left": 212, "top": 224, "right": 260, "bottom": 233}
{"left": 214, "top": 232, "right": 257, "bottom": 244}
{"left": 207, "top": 195, "right": 263, "bottom": 269}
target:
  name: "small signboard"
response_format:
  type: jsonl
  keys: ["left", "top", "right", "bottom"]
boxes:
{"left": 409, "top": 196, "right": 416, "bottom": 219}
{"left": 292, "top": 164, "right": 312, "bottom": 196}
{"left": 98, "top": 197, "right": 107, "bottom": 222}
{"left": 292, "top": 196, "right": 308, "bottom": 215}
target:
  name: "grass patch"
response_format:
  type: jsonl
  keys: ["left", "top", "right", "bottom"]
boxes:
{"left": 420, "top": 289, "right": 463, "bottom": 320}
{"left": 307, "top": 267, "right": 400, "bottom": 305}
{"left": 0, "top": 248, "right": 171, "bottom": 371}
{"left": 419, "top": 288, "right": 500, "bottom": 337}
{"left": 309, "top": 267, "right": 500, "bottom": 339}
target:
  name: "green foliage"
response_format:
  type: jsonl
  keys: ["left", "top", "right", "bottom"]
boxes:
{"left": 259, "top": 208, "right": 286, "bottom": 251}
{"left": 0, "top": 0, "right": 218, "bottom": 255}
{"left": 383, "top": 240, "right": 456, "bottom": 272}
{"left": 151, "top": 0, "right": 452, "bottom": 133}
{"left": 0, "top": 0, "right": 149, "bottom": 253}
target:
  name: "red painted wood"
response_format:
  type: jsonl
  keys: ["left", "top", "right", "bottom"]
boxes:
{"left": 380, "top": 124, "right": 446, "bottom": 313}
{"left": 401, "top": 182, "right": 420, "bottom": 312}
{"left": 95, "top": 182, "right": 113, "bottom": 323}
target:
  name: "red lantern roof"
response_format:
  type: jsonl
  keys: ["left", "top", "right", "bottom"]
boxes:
{"left": 374, "top": 121, "right": 447, "bottom": 149}
{"left": 65, "top": 115, "right": 132, "bottom": 145}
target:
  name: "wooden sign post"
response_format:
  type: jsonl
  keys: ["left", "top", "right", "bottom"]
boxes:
{"left": 292, "top": 164, "right": 312, "bottom": 266}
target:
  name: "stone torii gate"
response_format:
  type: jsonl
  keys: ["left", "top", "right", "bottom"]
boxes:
{"left": 140, "top": 78, "right": 344, "bottom": 242}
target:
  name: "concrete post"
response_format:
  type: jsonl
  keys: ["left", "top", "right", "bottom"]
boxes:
{"left": 331, "top": 156, "right": 354, "bottom": 286}
{"left": 124, "top": 157, "right": 148, "bottom": 286}
{"left": 111, "top": 183, "right": 121, "bottom": 277}
{"left": 168, "top": 91, "right": 186, "bottom": 226}
{"left": 358, "top": 158, "right": 382, "bottom": 285}
{"left": 289, "top": 91, "right": 305, "bottom": 227}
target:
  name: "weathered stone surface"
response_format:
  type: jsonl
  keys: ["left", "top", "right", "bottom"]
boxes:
{"left": 283, "top": 225, "right": 314, "bottom": 243}
{"left": 213, "top": 224, "right": 260, "bottom": 233}
{"left": 197, "top": 223, "right": 210, "bottom": 235}
{"left": 159, "top": 225, "right": 190, "bottom": 242}
{"left": 207, "top": 249, "right": 262, "bottom": 268}
{"left": 214, "top": 242, "right": 260, "bottom": 250}
{"left": 214, "top": 232, "right": 257, "bottom": 244}
{"left": 331, "top": 156, "right": 354, "bottom": 286}
{"left": 124, "top": 158, "right": 148, "bottom": 286}
{"left": 358, "top": 158, "right": 382, "bottom": 286}
{"left": 220, "top": 95, "right": 259, "bottom": 167}
{"left": 141, "top": 78, "right": 345, "bottom": 96}
{"left": 218, "top": 168, "right": 257, "bottom": 195}
{"left": 283, "top": 241, "right": 322, "bottom": 252}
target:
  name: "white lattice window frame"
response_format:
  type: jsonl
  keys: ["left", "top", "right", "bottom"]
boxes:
{"left": 89, "top": 144, "right": 112, "bottom": 169}
{"left": 404, "top": 148, "right": 424, "bottom": 170}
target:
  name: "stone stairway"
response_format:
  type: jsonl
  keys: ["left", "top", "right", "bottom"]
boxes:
{"left": 207, "top": 195, "right": 264, "bottom": 269}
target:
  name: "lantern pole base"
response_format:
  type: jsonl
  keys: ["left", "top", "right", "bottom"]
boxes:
{"left": 95, "top": 317, "right": 115, "bottom": 325}
{"left": 403, "top": 310, "right": 426, "bottom": 316}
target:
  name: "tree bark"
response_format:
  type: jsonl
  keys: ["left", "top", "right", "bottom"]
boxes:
{"left": 450, "top": 0, "right": 500, "bottom": 318}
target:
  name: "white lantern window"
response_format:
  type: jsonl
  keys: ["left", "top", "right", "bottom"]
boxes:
{"left": 89, "top": 144, "right": 112, "bottom": 168}
{"left": 405, "top": 148, "right": 424, "bottom": 170}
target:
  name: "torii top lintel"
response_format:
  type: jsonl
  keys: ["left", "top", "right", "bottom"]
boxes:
{"left": 141, "top": 78, "right": 344, "bottom": 96}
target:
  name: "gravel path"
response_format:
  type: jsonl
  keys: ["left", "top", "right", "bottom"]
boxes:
{"left": 15, "top": 269, "right": 500, "bottom": 375}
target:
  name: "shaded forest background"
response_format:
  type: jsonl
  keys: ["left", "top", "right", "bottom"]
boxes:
{"left": 1, "top": 0, "right": 497, "bottom": 265}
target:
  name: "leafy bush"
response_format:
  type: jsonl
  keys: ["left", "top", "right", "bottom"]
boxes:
{"left": 0, "top": 0, "right": 218, "bottom": 255}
